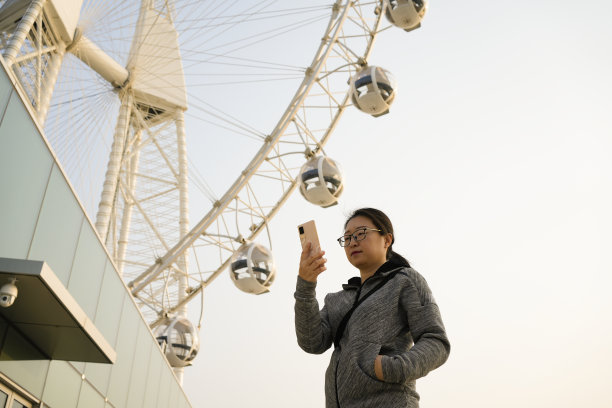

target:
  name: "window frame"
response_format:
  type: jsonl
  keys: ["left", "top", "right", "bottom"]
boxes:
{"left": 0, "top": 378, "right": 35, "bottom": 408}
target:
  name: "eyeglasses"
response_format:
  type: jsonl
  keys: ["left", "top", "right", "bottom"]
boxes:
{"left": 337, "top": 227, "right": 381, "bottom": 247}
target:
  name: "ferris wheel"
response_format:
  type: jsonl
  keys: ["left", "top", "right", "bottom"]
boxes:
{"left": 0, "top": 0, "right": 427, "bottom": 377}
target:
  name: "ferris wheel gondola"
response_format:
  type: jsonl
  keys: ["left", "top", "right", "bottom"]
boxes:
{"left": 384, "top": 0, "right": 428, "bottom": 32}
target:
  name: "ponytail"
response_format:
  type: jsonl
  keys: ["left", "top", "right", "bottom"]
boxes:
{"left": 387, "top": 250, "right": 410, "bottom": 267}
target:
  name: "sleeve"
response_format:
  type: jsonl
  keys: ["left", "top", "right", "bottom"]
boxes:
{"left": 381, "top": 272, "right": 450, "bottom": 383}
{"left": 294, "top": 276, "right": 333, "bottom": 354}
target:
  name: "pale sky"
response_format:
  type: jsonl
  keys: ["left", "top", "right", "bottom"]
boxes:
{"left": 180, "top": 1, "right": 612, "bottom": 407}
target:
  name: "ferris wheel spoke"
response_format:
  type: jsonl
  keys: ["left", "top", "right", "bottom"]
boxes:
{"left": 200, "top": 14, "right": 330, "bottom": 56}
{"left": 176, "top": 1, "right": 279, "bottom": 47}
{"left": 185, "top": 112, "right": 264, "bottom": 143}
{"left": 186, "top": 96, "right": 266, "bottom": 139}
{"left": 253, "top": 168, "right": 296, "bottom": 190}
{"left": 180, "top": 5, "right": 332, "bottom": 27}
{"left": 181, "top": 51, "right": 306, "bottom": 72}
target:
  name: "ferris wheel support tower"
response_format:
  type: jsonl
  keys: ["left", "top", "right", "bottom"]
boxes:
{"left": 1, "top": 0, "right": 81, "bottom": 123}
{"left": 1, "top": 0, "right": 191, "bottom": 382}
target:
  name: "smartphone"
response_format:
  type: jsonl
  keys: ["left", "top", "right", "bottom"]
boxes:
{"left": 298, "top": 220, "right": 321, "bottom": 252}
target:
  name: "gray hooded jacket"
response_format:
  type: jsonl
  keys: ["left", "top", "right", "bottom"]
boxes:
{"left": 294, "top": 264, "right": 450, "bottom": 407}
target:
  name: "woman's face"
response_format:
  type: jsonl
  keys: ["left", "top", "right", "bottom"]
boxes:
{"left": 343, "top": 215, "right": 391, "bottom": 271}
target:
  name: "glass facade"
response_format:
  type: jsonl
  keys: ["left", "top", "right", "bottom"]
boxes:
{"left": 0, "top": 57, "right": 191, "bottom": 407}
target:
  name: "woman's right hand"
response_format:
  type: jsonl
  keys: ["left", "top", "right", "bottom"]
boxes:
{"left": 299, "top": 242, "right": 327, "bottom": 283}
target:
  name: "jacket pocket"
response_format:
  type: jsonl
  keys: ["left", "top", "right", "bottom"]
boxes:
{"left": 336, "top": 341, "right": 410, "bottom": 406}
{"left": 354, "top": 340, "right": 383, "bottom": 381}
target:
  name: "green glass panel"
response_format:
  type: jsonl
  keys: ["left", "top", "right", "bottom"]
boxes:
{"left": 106, "top": 301, "right": 140, "bottom": 407}
{"left": 42, "top": 361, "right": 81, "bottom": 408}
{"left": 0, "top": 92, "right": 53, "bottom": 259}
{"left": 93, "top": 262, "right": 126, "bottom": 348}
{"left": 76, "top": 381, "right": 105, "bottom": 408}
{"left": 142, "top": 348, "right": 162, "bottom": 408}
{"left": 168, "top": 380, "right": 179, "bottom": 408}
{"left": 125, "top": 322, "right": 154, "bottom": 408}
{"left": 68, "top": 222, "right": 107, "bottom": 320}
{"left": 83, "top": 362, "right": 112, "bottom": 398}
{"left": 83, "top": 264, "right": 127, "bottom": 396}
{"left": 155, "top": 368, "right": 171, "bottom": 408}
{"left": 0, "top": 327, "right": 49, "bottom": 398}
{"left": 28, "top": 164, "right": 83, "bottom": 285}
{"left": 84, "top": 262, "right": 124, "bottom": 396}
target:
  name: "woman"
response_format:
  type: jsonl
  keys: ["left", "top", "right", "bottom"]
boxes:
{"left": 294, "top": 208, "right": 450, "bottom": 408}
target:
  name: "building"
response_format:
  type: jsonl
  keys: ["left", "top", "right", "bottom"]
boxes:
{"left": 0, "top": 54, "right": 192, "bottom": 408}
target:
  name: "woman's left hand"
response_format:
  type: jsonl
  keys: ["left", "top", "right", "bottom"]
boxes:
{"left": 374, "top": 355, "right": 384, "bottom": 380}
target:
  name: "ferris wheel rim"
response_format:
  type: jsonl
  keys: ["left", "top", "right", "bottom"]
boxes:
{"left": 127, "top": 0, "right": 388, "bottom": 325}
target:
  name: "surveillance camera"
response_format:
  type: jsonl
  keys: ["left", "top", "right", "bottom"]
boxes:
{"left": 0, "top": 278, "right": 18, "bottom": 308}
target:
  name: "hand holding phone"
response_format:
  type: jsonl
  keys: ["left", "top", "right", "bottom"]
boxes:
{"left": 298, "top": 220, "right": 321, "bottom": 252}
{"left": 297, "top": 220, "right": 326, "bottom": 282}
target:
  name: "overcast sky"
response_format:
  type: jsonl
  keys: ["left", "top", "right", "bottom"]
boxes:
{"left": 179, "top": 1, "right": 612, "bottom": 407}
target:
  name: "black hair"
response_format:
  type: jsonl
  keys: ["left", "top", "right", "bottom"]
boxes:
{"left": 344, "top": 208, "right": 410, "bottom": 267}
